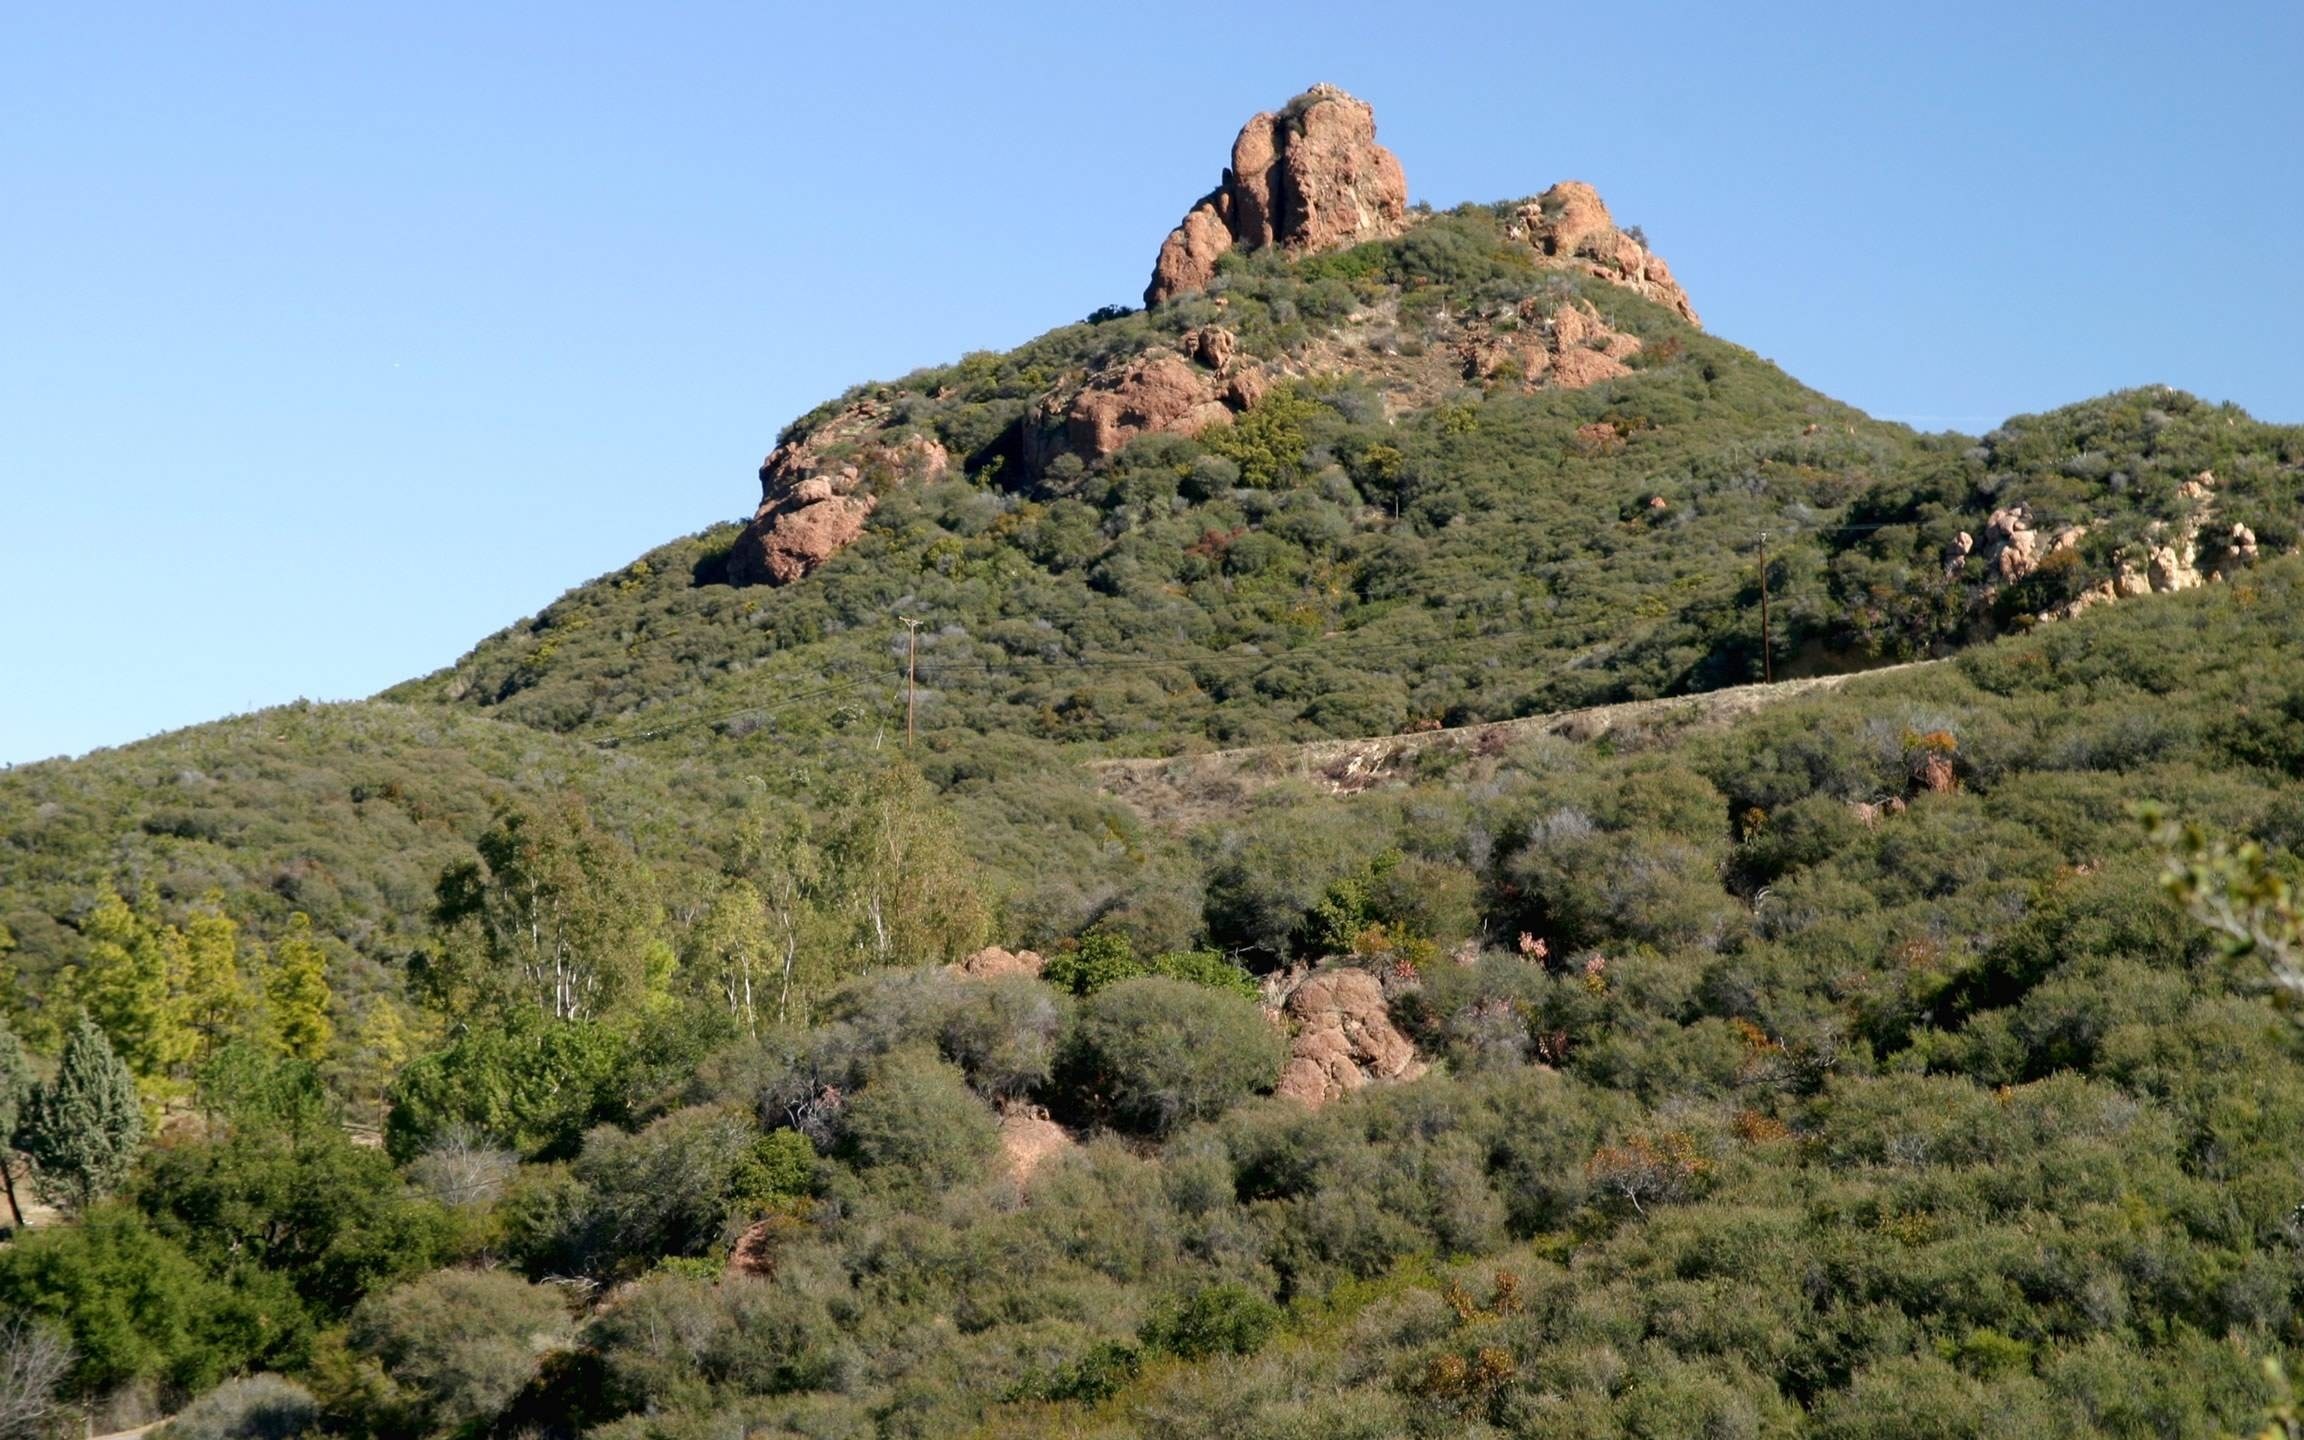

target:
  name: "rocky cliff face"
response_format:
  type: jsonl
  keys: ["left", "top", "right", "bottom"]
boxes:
{"left": 728, "top": 85, "right": 1711, "bottom": 587}
{"left": 725, "top": 401, "right": 949, "bottom": 587}
{"left": 1146, "top": 84, "right": 1410, "bottom": 307}
{"left": 1517, "top": 181, "right": 1700, "bottom": 327}
{"left": 1142, "top": 87, "right": 1701, "bottom": 331}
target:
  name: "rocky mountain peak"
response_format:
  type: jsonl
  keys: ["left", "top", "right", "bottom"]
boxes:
{"left": 1145, "top": 83, "right": 1410, "bottom": 306}
{"left": 1516, "top": 180, "right": 1700, "bottom": 327}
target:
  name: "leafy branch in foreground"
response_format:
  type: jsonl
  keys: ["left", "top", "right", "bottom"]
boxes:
{"left": 2140, "top": 801, "right": 2303, "bottom": 996}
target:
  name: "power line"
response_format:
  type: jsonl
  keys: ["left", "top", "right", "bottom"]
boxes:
{"left": 583, "top": 610, "right": 1693, "bottom": 749}
{"left": 581, "top": 511, "right": 1968, "bottom": 749}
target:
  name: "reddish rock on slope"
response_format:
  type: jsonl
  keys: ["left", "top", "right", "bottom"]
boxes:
{"left": 726, "top": 401, "right": 949, "bottom": 587}
{"left": 1520, "top": 181, "right": 1701, "bottom": 327}
{"left": 1146, "top": 84, "right": 1409, "bottom": 306}
{"left": 1271, "top": 967, "right": 1425, "bottom": 1107}
{"left": 1023, "top": 327, "right": 1267, "bottom": 473}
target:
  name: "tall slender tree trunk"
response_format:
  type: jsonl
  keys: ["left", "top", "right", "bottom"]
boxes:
{"left": 0, "top": 1154, "right": 25, "bottom": 1229}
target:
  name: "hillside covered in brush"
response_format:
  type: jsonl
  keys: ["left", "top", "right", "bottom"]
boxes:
{"left": 2, "top": 85, "right": 2302, "bottom": 1440}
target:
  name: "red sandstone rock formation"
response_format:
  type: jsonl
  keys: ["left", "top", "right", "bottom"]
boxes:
{"left": 1270, "top": 967, "right": 1425, "bottom": 1107}
{"left": 726, "top": 401, "right": 949, "bottom": 587}
{"left": 1023, "top": 329, "right": 1266, "bottom": 474}
{"left": 1146, "top": 84, "right": 1409, "bottom": 306}
{"left": 1519, "top": 181, "right": 1700, "bottom": 326}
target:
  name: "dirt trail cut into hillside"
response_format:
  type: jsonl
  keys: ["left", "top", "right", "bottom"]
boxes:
{"left": 1093, "top": 662, "right": 1941, "bottom": 828}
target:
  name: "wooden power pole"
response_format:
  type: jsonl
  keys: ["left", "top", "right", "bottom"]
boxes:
{"left": 1757, "top": 531, "right": 1774, "bottom": 685}
{"left": 899, "top": 616, "right": 922, "bottom": 748}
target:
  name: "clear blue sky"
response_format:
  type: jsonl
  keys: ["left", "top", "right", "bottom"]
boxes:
{"left": 5, "top": 1, "right": 2298, "bottom": 765}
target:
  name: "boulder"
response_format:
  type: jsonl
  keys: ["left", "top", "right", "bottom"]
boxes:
{"left": 1981, "top": 505, "right": 2042, "bottom": 583}
{"left": 1146, "top": 84, "right": 1409, "bottom": 306}
{"left": 1522, "top": 181, "right": 1701, "bottom": 326}
{"left": 1271, "top": 967, "right": 1425, "bottom": 1107}
{"left": 727, "top": 402, "right": 949, "bottom": 587}
{"left": 950, "top": 945, "right": 1045, "bottom": 981}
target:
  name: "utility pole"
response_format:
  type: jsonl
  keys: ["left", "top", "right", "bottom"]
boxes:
{"left": 1757, "top": 531, "right": 1774, "bottom": 685}
{"left": 898, "top": 616, "right": 922, "bottom": 748}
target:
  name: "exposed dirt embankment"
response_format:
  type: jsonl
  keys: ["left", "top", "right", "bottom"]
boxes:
{"left": 1092, "top": 662, "right": 1939, "bottom": 828}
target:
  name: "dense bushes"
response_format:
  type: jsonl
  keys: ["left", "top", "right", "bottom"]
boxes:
{"left": 1059, "top": 978, "right": 1286, "bottom": 1135}
{"left": 1, "top": 195, "right": 2302, "bottom": 1437}
{"left": 345, "top": 1270, "right": 571, "bottom": 1436}
{"left": 834, "top": 1047, "right": 1000, "bottom": 1195}
{"left": 0, "top": 1206, "right": 297, "bottom": 1402}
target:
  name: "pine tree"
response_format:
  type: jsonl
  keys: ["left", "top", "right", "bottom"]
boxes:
{"left": 74, "top": 889, "right": 192, "bottom": 1079}
{"left": 181, "top": 894, "right": 256, "bottom": 1059}
{"left": 0, "top": 1022, "right": 31, "bottom": 1228}
{"left": 265, "top": 913, "right": 336, "bottom": 1062}
{"left": 18, "top": 1016, "right": 146, "bottom": 1214}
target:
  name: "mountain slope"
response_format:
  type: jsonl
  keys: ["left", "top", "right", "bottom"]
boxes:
{"left": 12, "top": 89, "right": 2303, "bottom": 1038}
{"left": 5, "top": 84, "right": 2304, "bottom": 1440}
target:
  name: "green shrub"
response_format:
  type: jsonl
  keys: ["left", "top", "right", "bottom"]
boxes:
{"left": 1061, "top": 978, "right": 1285, "bottom": 1134}
{"left": 1140, "top": 1282, "right": 1282, "bottom": 1360}
{"left": 936, "top": 975, "right": 1071, "bottom": 1099}
{"left": 347, "top": 1268, "right": 571, "bottom": 1436}
{"left": 836, "top": 1048, "right": 998, "bottom": 1195}
{"left": 160, "top": 1374, "right": 318, "bottom": 1440}
{"left": 567, "top": 1104, "right": 768, "bottom": 1272}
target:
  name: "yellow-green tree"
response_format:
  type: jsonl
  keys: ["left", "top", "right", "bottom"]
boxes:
{"left": 73, "top": 889, "right": 192, "bottom": 1080}
{"left": 265, "top": 912, "right": 336, "bottom": 1062}
{"left": 722, "top": 799, "right": 850, "bottom": 1026}
{"left": 181, "top": 894, "right": 257, "bottom": 1061}
{"left": 691, "top": 878, "right": 775, "bottom": 1036}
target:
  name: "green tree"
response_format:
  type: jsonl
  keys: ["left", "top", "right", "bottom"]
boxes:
{"left": 17, "top": 1018, "right": 145, "bottom": 1214}
{"left": 726, "top": 806, "right": 842, "bottom": 1026}
{"left": 691, "top": 878, "right": 776, "bottom": 1037}
{"left": 0, "top": 1205, "right": 294, "bottom": 1401}
{"left": 383, "top": 1009, "right": 628, "bottom": 1161}
{"left": 141, "top": 1048, "right": 451, "bottom": 1316}
{"left": 0, "top": 1022, "right": 31, "bottom": 1229}
{"left": 262, "top": 914, "right": 334, "bottom": 1062}
{"left": 821, "top": 765, "right": 991, "bottom": 974}
{"left": 180, "top": 896, "right": 256, "bottom": 1062}
{"left": 427, "top": 797, "right": 660, "bottom": 1024}
{"left": 73, "top": 890, "right": 191, "bottom": 1081}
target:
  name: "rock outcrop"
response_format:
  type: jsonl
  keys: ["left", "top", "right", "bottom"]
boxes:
{"left": 995, "top": 1105, "right": 1077, "bottom": 1190}
{"left": 1955, "top": 472, "right": 2263, "bottom": 624}
{"left": 727, "top": 400, "right": 949, "bottom": 587}
{"left": 1972, "top": 504, "right": 2085, "bottom": 585}
{"left": 1515, "top": 182, "right": 1700, "bottom": 326}
{"left": 950, "top": 945, "right": 1045, "bottom": 981}
{"left": 1146, "top": 84, "right": 1409, "bottom": 306}
{"left": 1023, "top": 328, "right": 1267, "bottom": 473}
{"left": 1459, "top": 297, "right": 1644, "bottom": 391}
{"left": 1271, "top": 967, "right": 1425, "bottom": 1107}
